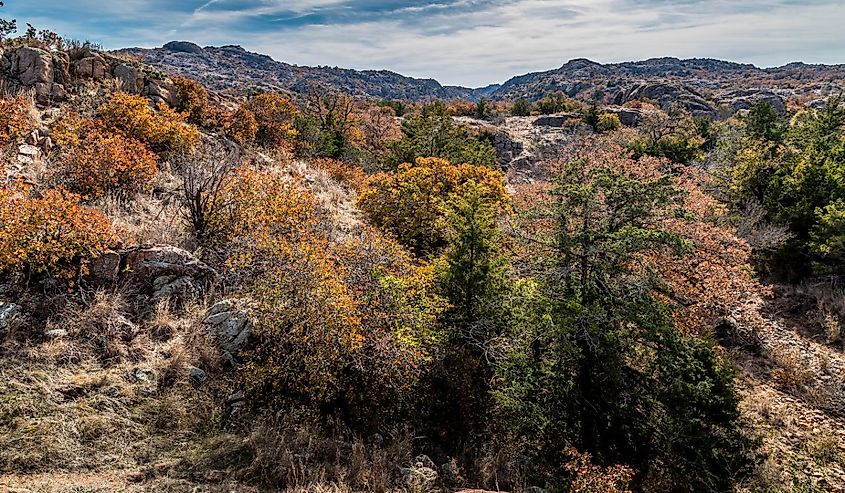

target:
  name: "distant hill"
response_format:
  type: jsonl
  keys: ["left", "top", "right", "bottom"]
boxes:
{"left": 118, "top": 41, "right": 478, "bottom": 101}
{"left": 494, "top": 56, "right": 845, "bottom": 99}
{"left": 118, "top": 42, "right": 845, "bottom": 113}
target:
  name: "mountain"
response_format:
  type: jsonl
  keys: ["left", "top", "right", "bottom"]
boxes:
{"left": 492, "top": 57, "right": 845, "bottom": 111}
{"left": 118, "top": 42, "right": 845, "bottom": 112}
{"left": 118, "top": 41, "right": 477, "bottom": 101}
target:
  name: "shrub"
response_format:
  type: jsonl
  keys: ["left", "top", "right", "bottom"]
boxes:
{"left": 99, "top": 92, "right": 200, "bottom": 157}
{"left": 596, "top": 113, "right": 622, "bottom": 133}
{"left": 535, "top": 91, "right": 582, "bottom": 115}
{"left": 0, "top": 182, "right": 120, "bottom": 280}
{"left": 629, "top": 108, "right": 705, "bottom": 164}
{"left": 172, "top": 76, "right": 210, "bottom": 125}
{"left": 312, "top": 157, "right": 367, "bottom": 192}
{"left": 496, "top": 144, "right": 756, "bottom": 491}
{"left": 565, "top": 447, "right": 633, "bottom": 493}
{"left": 178, "top": 141, "right": 241, "bottom": 243}
{"left": 62, "top": 129, "right": 158, "bottom": 198}
{"left": 212, "top": 168, "right": 446, "bottom": 430}
{"left": 224, "top": 107, "right": 258, "bottom": 146}
{"left": 0, "top": 94, "right": 35, "bottom": 145}
{"left": 357, "top": 156, "right": 510, "bottom": 256}
{"left": 244, "top": 92, "right": 300, "bottom": 150}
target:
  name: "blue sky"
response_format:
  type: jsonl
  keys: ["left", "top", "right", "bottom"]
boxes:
{"left": 3, "top": 0, "right": 844, "bottom": 87}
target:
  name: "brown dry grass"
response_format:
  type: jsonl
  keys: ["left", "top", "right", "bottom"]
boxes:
{"left": 0, "top": 290, "right": 226, "bottom": 478}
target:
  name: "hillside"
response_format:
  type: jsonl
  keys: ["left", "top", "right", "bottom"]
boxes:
{"left": 2, "top": 27, "right": 845, "bottom": 493}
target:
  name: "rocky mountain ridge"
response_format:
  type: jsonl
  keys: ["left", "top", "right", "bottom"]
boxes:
{"left": 119, "top": 41, "right": 477, "bottom": 101}
{"left": 119, "top": 42, "right": 845, "bottom": 114}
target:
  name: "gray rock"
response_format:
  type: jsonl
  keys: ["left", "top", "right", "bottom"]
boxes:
{"left": 606, "top": 106, "right": 643, "bottom": 126}
{"left": 533, "top": 113, "right": 582, "bottom": 127}
{"left": 113, "top": 63, "right": 141, "bottom": 93}
{"left": 415, "top": 454, "right": 437, "bottom": 470}
{"left": 401, "top": 466, "right": 438, "bottom": 489}
{"left": 151, "top": 275, "right": 197, "bottom": 301}
{"left": 0, "top": 302, "right": 22, "bottom": 334}
{"left": 203, "top": 299, "right": 253, "bottom": 356}
{"left": 51, "top": 52, "right": 70, "bottom": 85}
{"left": 163, "top": 41, "right": 205, "bottom": 55}
{"left": 124, "top": 245, "right": 217, "bottom": 287}
{"left": 33, "top": 81, "right": 66, "bottom": 104}
{"left": 526, "top": 487, "right": 549, "bottom": 493}
{"left": 188, "top": 366, "right": 208, "bottom": 384}
{"left": 12, "top": 46, "right": 53, "bottom": 86}
{"left": 718, "top": 89, "right": 786, "bottom": 114}
{"left": 226, "top": 391, "right": 245, "bottom": 416}
{"left": 226, "top": 391, "right": 245, "bottom": 404}
{"left": 87, "top": 250, "right": 122, "bottom": 284}
{"left": 73, "top": 55, "right": 107, "bottom": 80}
{"left": 44, "top": 328, "right": 68, "bottom": 340}
{"left": 144, "top": 80, "right": 177, "bottom": 107}
{"left": 614, "top": 82, "right": 715, "bottom": 116}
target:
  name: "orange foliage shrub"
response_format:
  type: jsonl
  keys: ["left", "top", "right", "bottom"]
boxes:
{"left": 215, "top": 168, "right": 446, "bottom": 426}
{"left": 656, "top": 166, "right": 759, "bottom": 335}
{"left": 0, "top": 94, "right": 35, "bottom": 145}
{"left": 63, "top": 129, "right": 158, "bottom": 198}
{"left": 0, "top": 182, "right": 121, "bottom": 279}
{"left": 212, "top": 167, "right": 317, "bottom": 256}
{"left": 312, "top": 157, "right": 367, "bottom": 192}
{"left": 99, "top": 92, "right": 199, "bottom": 157}
{"left": 172, "top": 76, "right": 210, "bottom": 125}
{"left": 357, "top": 156, "right": 510, "bottom": 255}
{"left": 244, "top": 92, "right": 299, "bottom": 150}
{"left": 224, "top": 107, "right": 258, "bottom": 146}
{"left": 50, "top": 111, "right": 99, "bottom": 149}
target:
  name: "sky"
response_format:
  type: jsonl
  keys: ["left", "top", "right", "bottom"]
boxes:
{"left": 3, "top": 0, "right": 845, "bottom": 87}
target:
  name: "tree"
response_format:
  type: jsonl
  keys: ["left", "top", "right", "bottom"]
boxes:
{"left": 439, "top": 182, "right": 510, "bottom": 329}
{"left": 511, "top": 99, "right": 532, "bottom": 117}
{"left": 0, "top": 17, "right": 15, "bottom": 41}
{"left": 474, "top": 98, "right": 492, "bottom": 119}
{"left": 495, "top": 146, "right": 755, "bottom": 491}
{"left": 629, "top": 106, "right": 704, "bottom": 164}
{"left": 304, "top": 84, "right": 358, "bottom": 159}
{"left": 535, "top": 92, "right": 581, "bottom": 115}
{"left": 744, "top": 101, "right": 787, "bottom": 145}
{"left": 382, "top": 102, "right": 497, "bottom": 169}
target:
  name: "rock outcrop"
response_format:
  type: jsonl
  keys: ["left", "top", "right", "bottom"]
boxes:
{"left": 613, "top": 82, "right": 715, "bottom": 116}
{"left": 532, "top": 113, "right": 582, "bottom": 127}
{"left": 0, "top": 44, "right": 182, "bottom": 107}
{"left": 87, "top": 246, "right": 217, "bottom": 301}
{"left": 717, "top": 89, "right": 786, "bottom": 114}
{"left": 203, "top": 299, "right": 253, "bottom": 362}
{"left": 0, "top": 302, "right": 22, "bottom": 335}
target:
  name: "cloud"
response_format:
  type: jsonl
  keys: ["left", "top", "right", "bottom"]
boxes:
{"left": 3, "top": 0, "right": 844, "bottom": 86}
